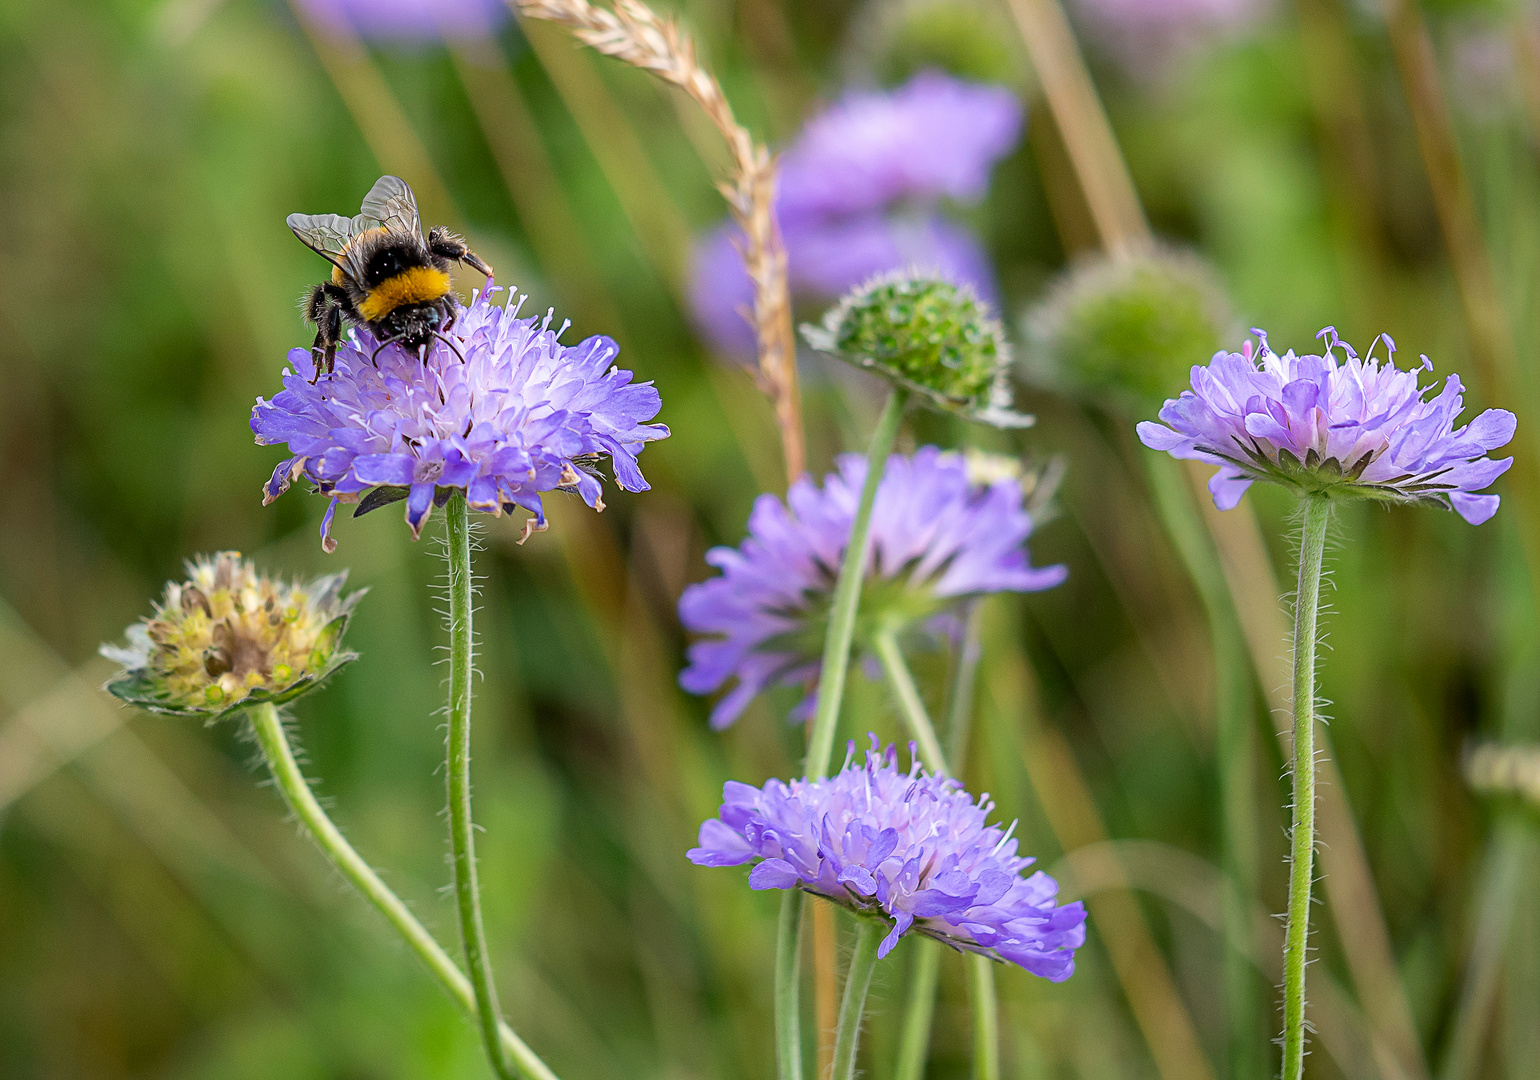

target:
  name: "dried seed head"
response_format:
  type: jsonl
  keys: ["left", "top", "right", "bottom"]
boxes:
{"left": 102, "top": 552, "right": 362, "bottom": 719}
{"left": 803, "top": 271, "right": 1031, "bottom": 428}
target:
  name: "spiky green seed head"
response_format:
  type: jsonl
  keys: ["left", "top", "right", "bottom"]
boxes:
{"left": 804, "top": 271, "right": 1032, "bottom": 428}
{"left": 1023, "top": 250, "right": 1236, "bottom": 415}
{"left": 102, "top": 552, "right": 362, "bottom": 719}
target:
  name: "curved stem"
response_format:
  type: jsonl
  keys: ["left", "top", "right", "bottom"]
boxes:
{"left": 445, "top": 492, "right": 515, "bottom": 1080}
{"left": 967, "top": 953, "right": 1000, "bottom": 1080}
{"left": 803, "top": 387, "right": 907, "bottom": 780}
{"left": 246, "top": 702, "right": 558, "bottom": 1080}
{"left": 894, "top": 938, "right": 942, "bottom": 1080}
{"left": 875, "top": 626, "right": 1000, "bottom": 1080}
{"left": 1282, "top": 495, "right": 1331, "bottom": 1080}
{"left": 832, "top": 920, "right": 882, "bottom": 1080}
{"left": 874, "top": 627, "right": 946, "bottom": 774}
{"left": 775, "top": 890, "right": 806, "bottom": 1080}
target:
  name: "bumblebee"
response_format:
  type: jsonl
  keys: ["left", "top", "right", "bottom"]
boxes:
{"left": 288, "top": 175, "right": 493, "bottom": 381}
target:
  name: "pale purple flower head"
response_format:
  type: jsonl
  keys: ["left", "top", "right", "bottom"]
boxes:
{"left": 1137, "top": 328, "right": 1515, "bottom": 524}
{"left": 252, "top": 286, "right": 669, "bottom": 551}
{"left": 688, "top": 737, "right": 1087, "bottom": 979}
{"left": 295, "top": 0, "right": 508, "bottom": 41}
{"left": 679, "top": 448, "right": 1066, "bottom": 729}
{"left": 689, "top": 71, "right": 1023, "bottom": 357}
{"left": 775, "top": 71, "right": 1024, "bottom": 224}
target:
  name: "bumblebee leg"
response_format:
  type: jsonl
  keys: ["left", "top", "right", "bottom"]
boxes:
{"left": 313, "top": 297, "right": 343, "bottom": 383}
{"left": 428, "top": 225, "right": 494, "bottom": 279}
{"left": 439, "top": 295, "right": 458, "bottom": 336}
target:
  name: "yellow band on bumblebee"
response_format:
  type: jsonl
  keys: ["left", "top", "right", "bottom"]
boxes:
{"left": 358, "top": 266, "right": 453, "bottom": 321}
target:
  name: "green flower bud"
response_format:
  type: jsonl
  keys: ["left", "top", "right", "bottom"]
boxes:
{"left": 102, "top": 552, "right": 362, "bottom": 719}
{"left": 1022, "top": 249, "right": 1237, "bottom": 415}
{"left": 803, "top": 271, "right": 1032, "bottom": 428}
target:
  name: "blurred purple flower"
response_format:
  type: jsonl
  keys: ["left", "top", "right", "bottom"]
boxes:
{"left": 678, "top": 447, "right": 1065, "bottom": 729}
{"left": 252, "top": 286, "right": 668, "bottom": 551}
{"left": 775, "top": 71, "right": 1024, "bottom": 223}
{"left": 1137, "top": 328, "right": 1515, "bottom": 524}
{"left": 689, "top": 71, "right": 1023, "bottom": 357}
{"left": 688, "top": 737, "right": 1087, "bottom": 979}
{"left": 296, "top": 0, "right": 508, "bottom": 41}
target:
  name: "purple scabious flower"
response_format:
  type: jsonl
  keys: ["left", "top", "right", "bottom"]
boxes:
{"left": 252, "top": 286, "right": 669, "bottom": 551}
{"left": 1137, "top": 328, "right": 1515, "bottom": 524}
{"left": 689, "top": 71, "right": 1023, "bottom": 357}
{"left": 688, "top": 738, "right": 1087, "bottom": 979}
{"left": 296, "top": 0, "right": 508, "bottom": 42}
{"left": 679, "top": 447, "right": 1066, "bottom": 729}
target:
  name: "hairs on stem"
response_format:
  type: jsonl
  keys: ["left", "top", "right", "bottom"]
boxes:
{"left": 513, "top": 0, "right": 805, "bottom": 483}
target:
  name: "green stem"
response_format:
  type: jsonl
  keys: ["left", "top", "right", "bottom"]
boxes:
{"left": 445, "top": 492, "right": 515, "bottom": 1080}
{"left": 246, "top": 702, "right": 558, "bottom": 1080}
{"left": 803, "top": 386, "right": 907, "bottom": 780}
{"left": 945, "top": 603, "right": 985, "bottom": 774}
{"left": 967, "top": 953, "right": 1000, "bottom": 1080}
{"left": 894, "top": 938, "right": 942, "bottom": 1080}
{"left": 832, "top": 920, "right": 882, "bottom": 1080}
{"left": 1145, "top": 455, "right": 1259, "bottom": 1078}
{"left": 775, "top": 891, "right": 806, "bottom": 1080}
{"left": 777, "top": 386, "right": 903, "bottom": 1080}
{"left": 1282, "top": 495, "right": 1330, "bottom": 1080}
{"left": 874, "top": 627, "right": 946, "bottom": 774}
{"left": 875, "top": 626, "right": 1000, "bottom": 1080}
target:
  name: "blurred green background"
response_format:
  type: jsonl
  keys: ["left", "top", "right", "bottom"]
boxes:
{"left": 1, "top": 0, "right": 1537, "bottom": 1077}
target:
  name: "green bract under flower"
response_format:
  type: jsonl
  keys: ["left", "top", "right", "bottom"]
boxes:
{"left": 803, "top": 272, "right": 1031, "bottom": 427}
{"left": 1022, "top": 249, "right": 1235, "bottom": 414}
{"left": 102, "top": 553, "right": 361, "bottom": 719}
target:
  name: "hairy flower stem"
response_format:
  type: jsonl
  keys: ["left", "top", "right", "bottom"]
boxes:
{"left": 1282, "top": 495, "right": 1330, "bottom": 1080}
{"left": 832, "top": 920, "right": 882, "bottom": 1080}
{"left": 894, "top": 939, "right": 942, "bottom": 1080}
{"left": 876, "top": 627, "right": 999, "bottom": 1080}
{"left": 246, "top": 702, "right": 558, "bottom": 1080}
{"left": 445, "top": 493, "right": 515, "bottom": 1080}
{"left": 777, "top": 386, "right": 903, "bottom": 1080}
{"left": 775, "top": 891, "right": 806, "bottom": 1080}
{"left": 804, "top": 387, "right": 908, "bottom": 779}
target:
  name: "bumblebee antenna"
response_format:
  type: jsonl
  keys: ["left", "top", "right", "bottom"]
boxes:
{"left": 430, "top": 329, "right": 466, "bottom": 365}
{"left": 371, "top": 334, "right": 405, "bottom": 366}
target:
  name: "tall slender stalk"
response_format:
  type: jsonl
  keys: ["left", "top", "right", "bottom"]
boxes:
{"left": 774, "top": 386, "right": 905, "bottom": 1080}
{"left": 894, "top": 939, "right": 942, "bottom": 1080}
{"left": 1144, "top": 455, "right": 1260, "bottom": 1079}
{"left": 445, "top": 493, "right": 515, "bottom": 1080}
{"left": 832, "top": 920, "right": 882, "bottom": 1080}
{"left": 803, "top": 387, "right": 907, "bottom": 780}
{"left": 873, "top": 628, "right": 945, "bottom": 774}
{"left": 874, "top": 625, "right": 999, "bottom": 1080}
{"left": 967, "top": 953, "right": 1000, "bottom": 1080}
{"left": 246, "top": 702, "right": 558, "bottom": 1080}
{"left": 1282, "top": 495, "right": 1331, "bottom": 1080}
{"left": 775, "top": 891, "right": 806, "bottom": 1080}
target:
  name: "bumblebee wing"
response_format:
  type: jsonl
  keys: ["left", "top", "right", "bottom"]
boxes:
{"left": 358, "top": 175, "right": 422, "bottom": 241}
{"left": 287, "top": 213, "right": 358, "bottom": 276}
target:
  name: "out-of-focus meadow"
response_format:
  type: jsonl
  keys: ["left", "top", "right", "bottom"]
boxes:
{"left": 1, "top": 0, "right": 1538, "bottom": 1077}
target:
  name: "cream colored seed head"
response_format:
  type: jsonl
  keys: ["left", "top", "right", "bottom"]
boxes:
{"left": 104, "top": 552, "right": 361, "bottom": 717}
